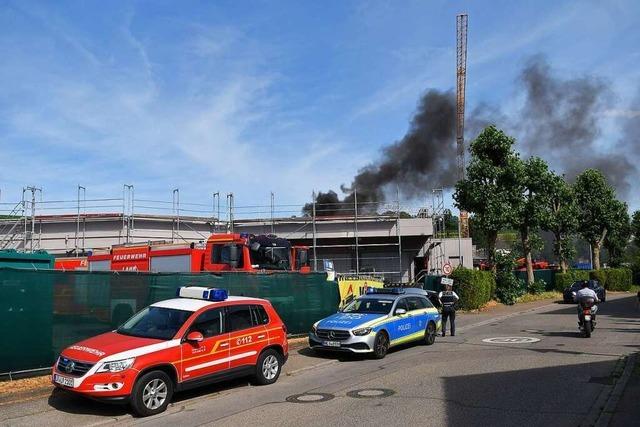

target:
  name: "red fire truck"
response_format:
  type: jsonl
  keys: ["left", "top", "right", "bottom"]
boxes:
{"left": 67, "top": 233, "right": 311, "bottom": 274}
{"left": 54, "top": 257, "right": 89, "bottom": 271}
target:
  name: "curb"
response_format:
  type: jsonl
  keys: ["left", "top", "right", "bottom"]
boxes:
{"left": 593, "top": 353, "right": 637, "bottom": 427}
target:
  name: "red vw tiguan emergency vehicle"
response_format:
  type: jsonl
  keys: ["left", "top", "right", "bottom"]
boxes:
{"left": 52, "top": 287, "right": 288, "bottom": 416}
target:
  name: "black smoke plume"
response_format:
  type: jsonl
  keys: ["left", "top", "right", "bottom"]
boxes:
{"left": 304, "top": 90, "right": 458, "bottom": 216}
{"left": 515, "top": 56, "right": 635, "bottom": 195}
{"left": 304, "top": 55, "right": 639, "bottom": 216}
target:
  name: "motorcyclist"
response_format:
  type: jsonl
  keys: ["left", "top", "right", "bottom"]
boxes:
{"left": 573, "top": 281, "right": 599, "bottom": 326}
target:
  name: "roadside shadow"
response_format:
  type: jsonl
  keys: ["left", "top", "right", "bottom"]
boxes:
{"left": 47, "top": 388, "right": 129, "bottom": 417}
{"left": 297, "top": 347, "right": 367, "bottom": 362}
{"left": 48, "top": 376, "right": 251, "bottom": 417}
{"left": 528, "top": 330, "right": 582, "bottom": 338}
{"left": 442, "top": 355, "right": 639, "bottom": 425}
{"left": 297, "top": 341, "right": 419, "bottom": 363}
{"left": 542, "top": 295, "right": 637, "bottom": 317}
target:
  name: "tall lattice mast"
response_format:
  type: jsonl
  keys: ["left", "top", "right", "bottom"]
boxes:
{"left": 456, "top": 14, "right": 470, "bottom": 239}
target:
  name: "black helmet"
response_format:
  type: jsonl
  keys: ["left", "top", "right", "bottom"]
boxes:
{"left": 581, "top": 281, "right": 589, "bottom": 288}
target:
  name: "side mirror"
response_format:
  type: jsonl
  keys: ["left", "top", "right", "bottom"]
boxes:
{"left": 297, "top": 250, "right": 308, "bottom": 267}
{"left": 395, "top": 308, "right": 407, "bottom": 316}
{"left": 186, "top": 331, "right": 203, "bottom": 343}
{"left": 250, "top": 242, "right": 261, "bottom": 251}
{"left": 228, "top": 245, "right": 239, "bottom": 268}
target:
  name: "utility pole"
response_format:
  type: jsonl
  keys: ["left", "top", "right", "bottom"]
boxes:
{"left": 312, "top": 191, "right": 317, "bottom": 271}
{"left": 227, "top": 193, "right": 234, "bottom": 233}
{"left": 123, "top": 185, "right": 134, "bottom": 244}
{"left": 172, "top": 188, "right": 180, "bottom": 242}
{"left": 270, "top": 191, "right": 275, "bottom": 234}
{"left": 396, "top": 185, "right": 402, "bottom": 282}
{"left": 24, "top": 186, "right": 41, "bottom": 252}
{"left": 354, "top": 188, "right": 360, "bottom": 274}
{"left": 213, "top": 192, "right": 220, "bottom": 232}
{"left": 76, "top": 185, "right": 85, "bottom": 255}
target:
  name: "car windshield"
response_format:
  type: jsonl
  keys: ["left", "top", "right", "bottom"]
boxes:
{"left": 341, "top": 298, "right": 394, "bottom": 314}
{"left": 117, "top": 306, "right": 192, "bottom": 340}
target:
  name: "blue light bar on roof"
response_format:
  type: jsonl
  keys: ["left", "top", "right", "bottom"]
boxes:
{"left": 366, "top": 288, "right": 405, "bottom": 295}
{"left": 177, "top": 286, "right": 228, "bottom": 301}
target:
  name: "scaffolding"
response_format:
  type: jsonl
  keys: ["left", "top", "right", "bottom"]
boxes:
{"left": 429, "top": 188, "right": 446, "bottom": 275}
{"left": 0, "top": 186, "right": 436, "bottom": 282}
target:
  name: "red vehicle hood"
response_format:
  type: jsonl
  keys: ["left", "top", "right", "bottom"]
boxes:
{"left": 60, "top": 331, "right": 165, "bottom": 363}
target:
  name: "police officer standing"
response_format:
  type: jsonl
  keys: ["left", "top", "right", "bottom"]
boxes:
{"left": 438, "top": 283, "right": 459, "bottom": 336}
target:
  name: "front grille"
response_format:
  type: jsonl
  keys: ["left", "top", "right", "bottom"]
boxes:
{"left": 316, "top": 329, "right": 351, "bottom": 341}
{"left": 57, "top": 357, "right": 94, "bottom": 377}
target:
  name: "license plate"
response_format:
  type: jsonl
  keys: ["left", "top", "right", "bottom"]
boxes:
{"left": 54, "top": 374, "right": 74, "bottom": 387}
{"left": 322, "top": 341, "right": 341, "bottom": 347}
{"left": 584, "top": 315, "right": 591, "bottom": 321}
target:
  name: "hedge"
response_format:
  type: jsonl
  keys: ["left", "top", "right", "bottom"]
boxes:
{"left": 589, "top": 270, "right": 607, "bottom": 288}
{"left": 450, "top": 267, "right": 495, "bottom": 310}
{"left": 554, "top": 270, "right": 589, "bottom": 291}
{"left": 589, "top": 268, "right": 632, "bottom": 291}
{"left": 555, "top": 268, "right": 633, "bottom": 291}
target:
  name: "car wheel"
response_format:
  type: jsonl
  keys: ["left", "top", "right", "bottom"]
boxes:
{"left": 130, "top": 370, "right": 173, "bottom": 417}
{"left": 372, "top": 331, "right": 389, "bottom": 359}
{"left": 424, "top": 322, "right": 436, "bottom": 346}
{"left": 254, "top": 349, "right": 282, "bottom": 385}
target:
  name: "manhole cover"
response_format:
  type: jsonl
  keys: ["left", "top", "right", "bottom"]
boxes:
{"left": 346, "top": 388, "right": 395, "bottom": 399}
{"left": 286, "top": 393, "right": 335, "bottom": 403}
{"left": 482, "top": 337, "right": 541, "bottom": 344}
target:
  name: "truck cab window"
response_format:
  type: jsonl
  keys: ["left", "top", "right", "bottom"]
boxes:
{"left": 212, "top": 244, "right": 244, "bottom": 268}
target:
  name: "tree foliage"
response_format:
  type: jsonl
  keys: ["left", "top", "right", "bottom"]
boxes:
{"left": 511, "top": 156, "right": 556, "bottom": 285}
{"left": 630, "top": 210, "right": 640, "bottom": 247}
{"left": 543, "top": 173, "right": 579, "bottom": 272}
{"left": 574, "top": 169, "right": 620, "bottom": 270}
{"left": 603, "top": 200, "right": 631, "bottom": 267}
{"left": 454, "top": 126, "right": 522, "bottom": 270}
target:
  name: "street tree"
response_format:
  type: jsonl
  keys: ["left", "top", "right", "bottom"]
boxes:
{"left": 630, "top": 210, "right": 640, "bottom": 247}
{"left": 573, "top": 169, "right": 620, "bottom": 270}
{"left": 511, "top": 157, "right": 556, "bottom": 285}
{"left": 544, "top": 173, "right": 578, "bottom": 273}
{"left": 603, "top": 199, "right": 631, "bottom": 267}
{"left": 454, "top": 125, "right": 522, "bottom": 272}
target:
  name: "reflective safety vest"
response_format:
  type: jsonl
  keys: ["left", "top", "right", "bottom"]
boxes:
{"left": 439, "top": 291, "right": 458, "bottom": 309}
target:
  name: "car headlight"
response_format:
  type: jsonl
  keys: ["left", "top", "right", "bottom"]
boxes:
{"left": 311, "top": 323, "right": 319, "bottom": 335}
{"left": 352, "top": 327, "right": 372, "bottom": 336}
{"left": 97, "top": 358, "right": 135, "bottom": 373}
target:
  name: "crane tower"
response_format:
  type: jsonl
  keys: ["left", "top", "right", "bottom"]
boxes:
{"left": 456, "top": 14, "right": 470, "bottom": 239}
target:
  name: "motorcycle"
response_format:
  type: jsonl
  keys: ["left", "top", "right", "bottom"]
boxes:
{"left": 577, "top": 296, "right": 596, "bottom": 338}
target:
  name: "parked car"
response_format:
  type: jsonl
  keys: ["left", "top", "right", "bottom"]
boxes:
{"left": 52, "top": 286, "right": 288, "bottom": 417}
{"left": 563, "top": 280, "right": 606, "bottom": 303}
{"left": 308, "top": 288, "right": 441, "bottom": 359}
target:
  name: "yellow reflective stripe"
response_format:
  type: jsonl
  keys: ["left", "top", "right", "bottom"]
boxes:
{"left": 354, "top": 306, "right": 438, "bottom": 330}
{"left": 390, "top": 331, "right": 424, "bottom": 346}
{"left": 360, "top": 316, "right": 393, "bottom": 329}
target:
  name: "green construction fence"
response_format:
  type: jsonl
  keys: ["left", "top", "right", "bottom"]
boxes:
{"left": 514, "top": 269, "right": 556, "bottom": 291}
{"left": 0, "top": 268, "right": 340, "bottom": 375}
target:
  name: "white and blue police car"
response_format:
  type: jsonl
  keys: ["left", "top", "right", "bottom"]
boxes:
{"left": 308, "top": 288, "right": 441, "bottom": 359}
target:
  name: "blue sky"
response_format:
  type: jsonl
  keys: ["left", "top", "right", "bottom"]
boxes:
{"left": 1, "top": 0, "right": 639, "bottom": 215}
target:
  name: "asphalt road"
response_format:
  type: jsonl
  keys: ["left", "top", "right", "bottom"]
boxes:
{"left": 2, "top": 294, "right": 639, "bottom": 427}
